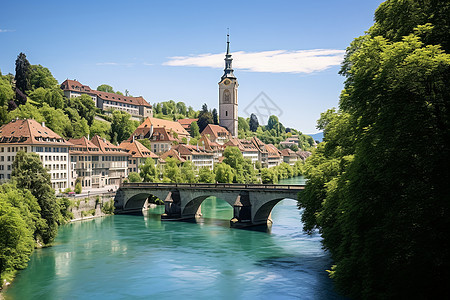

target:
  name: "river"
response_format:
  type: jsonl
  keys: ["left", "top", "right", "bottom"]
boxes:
{"left": 4, "top": 177, "right": 344, "bottom": 299}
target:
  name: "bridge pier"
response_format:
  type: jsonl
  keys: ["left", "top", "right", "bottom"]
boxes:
{"left": 230, "top": 191, "right": 262, "bottom": 228}
{"left": 161, "top": 190, "right": 182, "bottom": 220}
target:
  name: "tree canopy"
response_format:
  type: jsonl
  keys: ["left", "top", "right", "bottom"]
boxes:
{"left": 298, "top": 1, "right": 450, "bottom": 298}
{"left": 97, "top": 84, "right": 114, "bottom": 93}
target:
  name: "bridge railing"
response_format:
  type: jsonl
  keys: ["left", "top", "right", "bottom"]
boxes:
{"left": 120, "top": 182, "right": 304, "bottom": 191}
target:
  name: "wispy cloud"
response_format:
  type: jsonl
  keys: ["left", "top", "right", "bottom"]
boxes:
{"left": 143, "top": 62, "right": 154, "bottom": 66}
{"left": 0, "top": 29, "right": 15, "bottom": 33}
{"left": 163, "top": 49, "right": 345, "bottom": 74}
{"left": 96, "top": 62, "right": 135, "bottom": 67}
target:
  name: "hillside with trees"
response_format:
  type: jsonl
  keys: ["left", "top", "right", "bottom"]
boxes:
{"left": 298, "top": 0, "right": 450, "bottom": 298}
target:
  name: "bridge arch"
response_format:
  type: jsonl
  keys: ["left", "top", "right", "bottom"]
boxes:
{"left": 124, "top": 192, "right": 163, "bottom": 211}
{"left": 252, "top": 197, "right": 291, "bottom": 225}
{"left": 182, "top": 195, "right": 236, "bottom": 218}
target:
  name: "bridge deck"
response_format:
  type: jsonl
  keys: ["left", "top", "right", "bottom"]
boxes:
{"left": 121, "top": 182, "right": 304, "bottom": 192}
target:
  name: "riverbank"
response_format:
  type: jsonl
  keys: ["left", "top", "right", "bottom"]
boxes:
{"left": 0, "top": 194, "right": 116, "bottom": 294}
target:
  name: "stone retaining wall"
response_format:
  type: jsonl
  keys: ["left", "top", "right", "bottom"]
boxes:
{"left": 69, "top": 195, "right": 114, "bottom": 221}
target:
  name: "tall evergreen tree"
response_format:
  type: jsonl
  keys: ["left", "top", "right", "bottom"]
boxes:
{"left": 14, "top": 53, "right": 31, "bottom": 95}
{"left": 212, "top": 108, "right": 218, "bottom": 125}
{"left": 249, "top": 113, "right": 259, "bottom": 132}
{"left": 197, "top": 103, "right": 213, "bottom": 133}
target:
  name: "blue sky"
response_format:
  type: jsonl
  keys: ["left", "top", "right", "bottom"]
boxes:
{"left": 0, "top": 0, "right": 384, "bottom": 133}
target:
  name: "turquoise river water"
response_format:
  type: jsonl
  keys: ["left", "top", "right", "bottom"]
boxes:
{"left": 4, "top": 177, "right": 345, "bottom": 299}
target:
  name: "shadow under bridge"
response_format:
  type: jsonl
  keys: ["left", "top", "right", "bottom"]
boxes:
{"left": 114, "top": 183, "right": 304, "bottom": 228}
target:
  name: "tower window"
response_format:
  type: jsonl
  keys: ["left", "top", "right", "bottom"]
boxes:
{"left": 226, "top": 111, "right": 228, "bottom": 116}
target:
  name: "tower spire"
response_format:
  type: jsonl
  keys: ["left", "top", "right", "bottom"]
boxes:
{"left": 226, "top": 28, "right": 230, "bottom": 55}
{"left": 222, "top": 29, "right": 235, "bottom": 79}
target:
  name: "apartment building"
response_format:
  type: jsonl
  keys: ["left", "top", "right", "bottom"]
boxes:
{"left": 60, "top": 79, "right": 153, "bottom": 121}
{"left": 0, "top": 119, "right": 71, "bottom": 190}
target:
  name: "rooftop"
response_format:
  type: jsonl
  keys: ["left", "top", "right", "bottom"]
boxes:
{"left": 0, "top": 119, "right": 72, "bottom": 146}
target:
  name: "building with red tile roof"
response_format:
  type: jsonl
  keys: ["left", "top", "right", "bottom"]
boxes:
{"left": 60, "top": 79, "right": 152, "bottom": 121}
{"left": 130, "top": 117, "right": 190, "bottom": 154}
{"left": 296, "top": 150, "right": 312, "bottom": 162}
{"left": 0, "top": 119, "right": 72, "bottom": 190}
{"left": 281, "top": 148, "right": 299, "bottom": 166}
{"left": 172, "top": 144, "right": 214, "bottom": 169}
{"left": 251, "top": 137, "right": 269, "bottom": 168}
{"left": 69, "top": 135, "right": 130, "bottom": 188}
{"left": 264, "top": 144, "right": 282, "bottom": 168}
{"left": 224, "top": 137, "right": 259, "bottom": 164}
{"left": 198, "top": 134, "right": 224, "bottom": 164}
{"left": 201, "top": 124, "right": 232, "bottom": 145}
{"left": 120, "top": 139, "right": 158, "bottom": 173}
{"left": 159, "top": 149, "right": 186, "bottom": 164}
{"left": 177, "top": 118, "right": 198, "bottom": 135}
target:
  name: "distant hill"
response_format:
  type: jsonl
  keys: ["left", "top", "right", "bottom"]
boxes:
{"left": 307, "top": 132, "right": 324, "bottom": 143}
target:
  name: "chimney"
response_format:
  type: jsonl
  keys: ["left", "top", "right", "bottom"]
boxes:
{"left": 87, "top": 134, "right": 90, "bottom": 140}
{"left": 150, "top": 125, "right": 154, "bottom": 137}
{"left": 42, "top": 121, "right": 45, "bottom": 127}
{"left": 132, "top": 135, "right": 135, "bottom": 142}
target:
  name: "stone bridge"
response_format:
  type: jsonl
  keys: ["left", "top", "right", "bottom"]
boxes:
{"left": 114, "top": 182, "right": 304, "bottom": 228}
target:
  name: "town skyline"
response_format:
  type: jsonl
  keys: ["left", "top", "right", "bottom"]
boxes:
{"left": 0, "top": 0, "right": 384, "bottom": 133}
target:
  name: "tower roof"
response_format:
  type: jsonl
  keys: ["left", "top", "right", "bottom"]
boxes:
{"left": 222, "top": 32, "right": 236, "bottom": 80}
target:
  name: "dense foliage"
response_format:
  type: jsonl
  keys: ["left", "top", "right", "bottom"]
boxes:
{"left": 299, "top": 1, "right": 450, "bottom": 298}
{"left": 0, "top": 152, "right": 71, "bottom": 283}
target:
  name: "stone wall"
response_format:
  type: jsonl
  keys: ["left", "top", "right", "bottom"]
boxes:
{"left": 69, "top": 195, "right": 115, "bottom": 221}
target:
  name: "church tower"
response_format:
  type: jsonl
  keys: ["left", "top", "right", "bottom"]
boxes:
{"left": 219, "top": 33, "right": 238, "bottom": 137}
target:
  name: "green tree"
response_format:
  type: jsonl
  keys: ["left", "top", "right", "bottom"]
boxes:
{"left": 0, "top": 75, "right": 14, "bottom": 124}
{"left": 238, "top": 117, "right": 250, "bottom": 132}
{"left": 97, "top": 84, "right": 114, "bottom": 93}
{"left": 140, "top": 158, "right": 159, "bottom": 182}
{"left": 11, "top": 151, "right": 61, "bottom": 244}
{"left": 39, "top": 104, "right": 73, "bottom": 138}
{"left": 187, "top": 106, "right": 197, "bottom": 118}
{"left": 110, "top": 110, "right": 135, "bottom": 143}
{"left": 190, "top": 121, "right": 200, "bottom": 138}
{"left": 15, "top": 52, "right": 31, "bottom": 95}
{"left": 8, "top": 102, "right": 44, "bottom": 123}
{"left": 198, "top": 167, "right": 215, "bottom": 183}
{"left": 163, "top": 157, "right": 182, "bottom": 183}
{"left": 67, "top": 94, "right": 97, "bottom": 125}
{"left": 72, "top": 118, "right": 90, "bottom": 139}
{"left": 299, "top": 2, "right": 450, "bottom": 298}
{"left": 289, "top": 144, "right": 298, "bottom": 152}
{"left": 176, "top": 102, "right": 187, "bottom": 115}
{"left": 197, "top": 103, "right": 213, "bottom": 132}
{"left": 90, "top": 119, "right": 111, "bottom": 140}
{"left": 261, "top": 168, "right": 277, "bottom": 184}
{"left": 0, "top": 197, "right": 34, "bottom": 282}
{"left": 128, "top": 172, "right": 142, "bottom": 182}
{"left": 214, "top": 163, "right": 234, "bottom": 183}
{"left": 181, "top": 161, "right": 197, "bottom": 183}
{"left": 29, "top": 64, "right": 58, "bottom": 90}
{"left": 74, "top": 182, "right": 82, "bottom": 194}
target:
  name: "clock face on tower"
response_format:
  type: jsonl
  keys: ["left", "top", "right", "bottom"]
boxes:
{"left": 223, "top": 79, "right": 231, "bottom": 85}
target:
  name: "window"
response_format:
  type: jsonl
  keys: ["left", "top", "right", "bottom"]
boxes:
{"left": 226, "top": 111, "right": 228, "bottom": 116}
